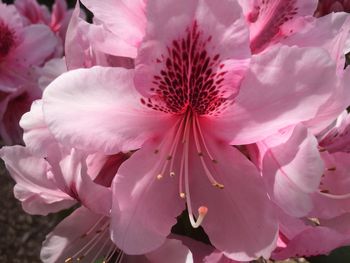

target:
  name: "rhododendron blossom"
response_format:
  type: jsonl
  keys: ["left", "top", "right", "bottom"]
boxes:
{"left": 41, "top": 0, "right": 343, "bottom": 260}
{"left": 2, "top": 0, "right": 350, "bottom": 261}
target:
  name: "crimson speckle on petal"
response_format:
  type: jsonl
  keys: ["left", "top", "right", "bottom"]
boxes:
{"left": 250, "top": 0, "right": 300, "bottom": 53}
{"left": 140, "top": 22, "right": 231, "bottom": 115}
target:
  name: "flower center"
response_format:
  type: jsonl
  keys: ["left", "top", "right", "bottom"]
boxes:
{"left": 141, "top": 22, "right": 231, "bottom": 116}
{"left": 154, "top": 110, "right": 224, "bottom": 228}
{"left": 0, "top": 21, "right": 16, "bottom": 60}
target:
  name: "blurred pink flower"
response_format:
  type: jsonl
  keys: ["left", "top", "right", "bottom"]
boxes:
{"left": 0, "top": 1, "right": 61, "bottom": 144}
{"left": 15, "top": 0, "right": 73, "bottom": 44}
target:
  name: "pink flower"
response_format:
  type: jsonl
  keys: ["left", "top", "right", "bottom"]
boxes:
{"left": 42, "top": 0, "right": 340, "bottom": 260}
{"left": 0, "top": 2, "right": 60, "bottom": 144}
{"left": 15, "top": 0, "right": 73, "bottom": 44}
{"left": 0, "top": 2, "right": 57, "bottom": 91}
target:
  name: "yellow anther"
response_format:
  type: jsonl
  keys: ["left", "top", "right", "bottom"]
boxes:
{"left": 213, "top": 183, "right": 224, "bottom": 189}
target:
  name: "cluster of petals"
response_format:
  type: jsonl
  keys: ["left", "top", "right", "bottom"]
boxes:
{"left": 2, "top": 0, "right": 350, "bottom": 262}
{"left": 0, "top": 0, "right": 71, "bottom": 145}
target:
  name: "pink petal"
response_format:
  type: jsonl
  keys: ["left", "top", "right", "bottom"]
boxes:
{"left": 14, "top": 0, "right": 51, "bottom": 25}
{"left": 80, "top": 0, "right": 146, "bottom": 49}
{"left": 310, "top": 152, "right": 350, "bottom": 218}
{"left": 0, "top": 146, "right": 75, "bottom": 215}
{"left": 0, "top": 2, "right": 24, "bottom": 30}
{"left": 284, "top": 14, "right": 350, "bottom": 133}
{"left": 245, "top": 0, "right": 318, "bottom": 53}
{"left": 134, "top": 0, "right": 250, "bottom": 97}
{"left": 189, "top": 129, "right": 278, "bottom": 261}
{"left": 319, "top": 112, "right": 350, "bottom": 153}
{"left": 47, "top": 148, "right": 112, "bottom": 216}
{"left": 41, "top": 207, "right": 115, "bottom": 263}
{"left": 210, "top": 45, "right": 338, "bottom": 145}
{"left": 65, "top": 2, "right": 136, "bottom": 69}
{"left": 272, "top": 227, "right": 350, "bottom": 260}
{"left": 20, "top": 99, "right": 59, "bottom": 157}
{"left": 145, "top": 238, "right": 193, "bottom": 263}
{"left": 111, "top": 138, "right": 185, "bottom": 254}
{"left": 38, "top": 58, "right": 67, "bottom": 91}
{"left": 262, "top": 125, "right": 324, "bottom": 216}
{"left": 282, "top": 13, "right": 350, "bottom": 73}
{"left": 43, "top": 66, "right": 174, "bottom": 154}
{"left": 173, "top": 235, "right": 215, "bottom": 262}
{"left": 15, "top": 24, "right": 58, "bottom": 67}
{"left": 0, "top": 88, "right": 38, "bottom": 145}
{"left": 75, "top": 159, "right": 113, "bottom": 216}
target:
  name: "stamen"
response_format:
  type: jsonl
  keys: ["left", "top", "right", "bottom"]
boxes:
{"left": 327, "top": 167, "right": 336, "bottom": 171}
{"left": 105, "top": 247, "right": 118, "bottom": 263}
{"left": 156, "top": 117, "right": 184, "bottom": 179}
{"left": 90, "top": 237, "right": 112, "bottom": 263}
{"left": 81, "top": 216, "right": 105, "bottom": 237}
{"left": 192, "top": 114, "right": 224, "bottom": 189}
{"left": 71, "top": 220, "right": 109, "bottom": 260}
{"left": 116, "top": 251, "right": 125, "bottom": 263}
{"left": 178, "top": 145, "right": 186, "bottom": 198}
{"left": 65, "top": 258, "right": 73, "bottom": 263}
{"left": 194, "top": 115, "right": 217, "bottom": 163}
{"left": 169, "top": 116, "right": 187, "bottom": 176}
{"left": 103, "top": 243, "right": 116, "bottom": 263}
